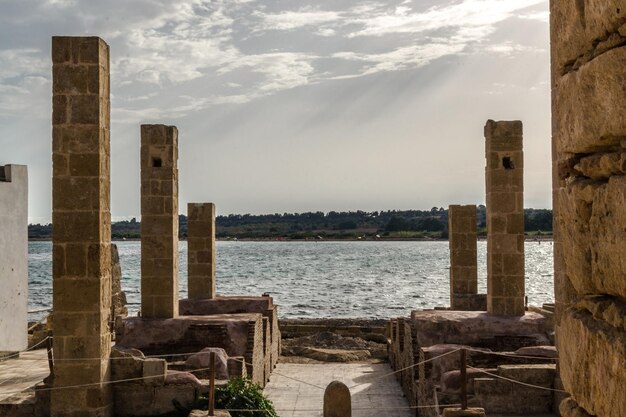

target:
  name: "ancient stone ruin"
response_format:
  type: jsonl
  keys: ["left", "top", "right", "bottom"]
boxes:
{"left": 485, "top": 120, "right": 525, "bottom": 316}
{"left": 448, "top": 204, "right": 484, "bottom": 311}
{"left": 187, "top": 202, "right": 217, "bottom": 299}
{"left": 550, "top": 1, "right": 626, "bottom": 416}
{"left": 140, "top": 124, "right": 179, "bottom": 319}
{"left": 388, "top": 120, "right": 562, "bottom": 416}
{"left": 0, "top": 35, "right": 280, "bottom": 417}
{"left": 51, "top": 36, "right": 113, "bottom": 417}
{"left": 0, "top": 165, "right": 28, "bottom": 354}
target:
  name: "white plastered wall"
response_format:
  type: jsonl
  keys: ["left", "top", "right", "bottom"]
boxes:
{"left": 0, "top": 164, "right": 28, "bottom": 351}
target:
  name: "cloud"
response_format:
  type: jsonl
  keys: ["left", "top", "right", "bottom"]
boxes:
{"left": 253, "top": 8, "right": 341, "bottom": 31}
{"left": 0, "top": 0, "right": 549, "bottom": 121}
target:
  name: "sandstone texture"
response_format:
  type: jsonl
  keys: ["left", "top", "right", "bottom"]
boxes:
{"left": 448, "top": 205, "right": 479, "bottom": 310}
{"left": 187, "top": 203, "right": 216, "bottom": 299}
{"left": 551, "top": 2, "right": 626, "bottom": 417}
{"left": 117, "top": 314, "right": 266, "bottom": 386}
{"left": 51, "top": 36, "right": 113, "bottom": 417}
{"left": 140, "top": 124, "right": 179, "bottom": 319}
{"left": 484, "top": 120, "right": 525, "bottom": 316}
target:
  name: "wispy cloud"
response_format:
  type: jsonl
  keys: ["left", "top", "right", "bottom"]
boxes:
{"left": 0, "top": 0, "right": 549, "bottom": 120}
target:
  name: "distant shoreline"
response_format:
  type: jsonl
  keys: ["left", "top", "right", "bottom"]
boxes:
{"left": 29, "top": 235, "right": 554, "bottom": 242}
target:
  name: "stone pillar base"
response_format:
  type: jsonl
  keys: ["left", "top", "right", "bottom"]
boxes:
{"left": 443, "top": 407, "right": 486, "bottom": 417}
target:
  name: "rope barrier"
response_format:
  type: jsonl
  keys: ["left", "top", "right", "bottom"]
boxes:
{"left": 466, "top": 365, "right": 568, "bottom": 393}
{"left": 0, "top": 348, "right": 52, "bottom": 387}
{"left": 348, "top": 347, "right": 462, "bottom": 389}
{"left": 27, "top": 308, "right": 52, "bottom": 315}
{"left": 0, "top": 337, "right": 51, "bottom": 361}
{"left": 464, "top": 347, "right": 558, "bottom": 361}
{"left": 0, "top": 363, "right": 219, "bottom": 397}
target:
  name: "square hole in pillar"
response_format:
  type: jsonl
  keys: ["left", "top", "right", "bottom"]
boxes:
{"left": 152, "top": 157, "right": 162, "bottom": 168}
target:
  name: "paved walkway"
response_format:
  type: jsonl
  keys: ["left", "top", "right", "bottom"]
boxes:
{"left": 0, "top": 349, "right": 49, "bottom": 402}
{"left": 263, "top": 362, "right": 413, "bottom": 417}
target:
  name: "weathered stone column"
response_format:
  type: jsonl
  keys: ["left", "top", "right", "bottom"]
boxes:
{"left": 551, "top": 2, "right": 626, "bottom": 416}
{"left": 187, "top": 203, "right": 216, "bottom": 299}
{"left": 140, "top": 124, "right": 179, "bottom": 318}
{"left": 0, "top": 165, "right": 28, "bottom": 353}
{"left": 51, "top": 36, "right": 113, "bottom": 416}
{"left": 448, "top": 204, "right": 478, "bottom": 310}
{"left": 484, "top": 120, "right": 525, "bottom": 316}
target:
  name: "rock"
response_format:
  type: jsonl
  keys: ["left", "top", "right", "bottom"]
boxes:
{"left": 185, "top": 347, "right": 229, "bottom": 380}
{"left": 559, "top": 397, "right": 593, "bottom": 417}
{"left": 290, "top": 347, "right": 371, "bottom": 362}
{"left": 440, "top": 368, "right": 497, "bottom": 394}
{"left": 165, "top": 370, "right": 202, "bottom": 387}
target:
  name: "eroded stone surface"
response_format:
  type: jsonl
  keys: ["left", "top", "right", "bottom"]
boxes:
{"left": 557, "top": 304, "right": 626, "bottom": 417}
{"left": 551, "top": 3, "right": 626, "bottom": 416}
{"left": 51, "top": 36, "right": 113, "bottom": 417}
{"left": 187, "top": 202, "right": 216, "bottom": 299}
{"left": 484, "top": 120, "right": 525, "bottom": 316}
{"left": 448, "top": 205, "right": 479, "bottom": 310}
{"left": 140, "top": 124, "right": 179, "bottom": 319}
{"left": 553, "top": 47, "right": 626, "bottom": 154}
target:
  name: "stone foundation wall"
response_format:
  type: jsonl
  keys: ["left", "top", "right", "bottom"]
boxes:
{"left": 550, "top": 2, "right": 626, "bottom": 416}
{"left": 179, "top": 296, "right": 280, "bottom": 380}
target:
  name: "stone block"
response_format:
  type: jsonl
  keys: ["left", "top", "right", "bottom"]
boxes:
{"left": 551, "top": 0, "right": 625, "bottom": 73}
{"left": 185, "top": 347, "right": 229, "bottom": 379}
{"left": 558, "top": 304, "right": 626, "bottom": 417}
{"left": 558, "top": 177, "right": 626, "bottom": 298}
{"left": 554, "top": 47, "right": 626, "bottom": 154}
{"left": 142, "top": 358, "right": 167, "bottom": 386}
{"left": 442, "top": 407, "right": 485, "bottom": 417}
{"left": 497, "top": 364, "right": 555, "bottom": 385}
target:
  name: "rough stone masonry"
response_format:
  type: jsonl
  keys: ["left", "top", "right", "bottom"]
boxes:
{"left": 140, "top": 124, "right": 179, "bottom": 319}
{"left": 485, "top": 120, "right": 525, "bottom": 316}
{"left": 550, "top": 1, "right": 626, "bottom": 416}
{"left": 448, "top": 204, "right": 479, "bottom": 310}
{"left": 187, "top": 202, "right": 216, "bottom": 299}
{"left": 51, "top": 36, "right": 113, "bottom": 417}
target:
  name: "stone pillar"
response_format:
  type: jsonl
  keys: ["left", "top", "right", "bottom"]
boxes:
{"left": 448, "top": 205, "right": 478, "bottom": 310}
{"left": 51, "top": 36, "right": 112, "bottom": 416}
{"left": 187, "top": 203, "right": 216, "bottom": 299}
{"left": 0, "top": 165, "right": 28, "bottom": 352}
{"left": 551, "top": 2, "right": 626, "bottom": 416}
{"left": 484, "top": 120, "right": 525, "bottom": 316}
{"left": 140, "top": 124, "right": 179, "bottom": 318}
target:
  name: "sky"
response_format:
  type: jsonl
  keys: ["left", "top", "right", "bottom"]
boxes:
{"left": 0, "top": 0, "right": 552, "bottom": 223}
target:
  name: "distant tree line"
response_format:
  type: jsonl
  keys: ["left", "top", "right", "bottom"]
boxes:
{"left": 28, "top": 207, "right": 553, "bottom": 240}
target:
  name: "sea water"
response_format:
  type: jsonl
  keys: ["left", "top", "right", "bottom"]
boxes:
{"left": 27, "top": 240, "right": 554, "bottom": 320}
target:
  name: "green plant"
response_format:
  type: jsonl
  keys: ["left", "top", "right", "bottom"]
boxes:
{"left": 215, "top": 377, "right": 278, "bottom": 417}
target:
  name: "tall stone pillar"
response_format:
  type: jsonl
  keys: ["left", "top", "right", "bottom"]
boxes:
{"left": 448, "top": 204, "right": 478, "bottom": 310}
{"left": 187, "top": 203, "right": 216, "bottom": 299}
{"left": 551, "top": 2, "right": 626, "bottom": 416}
{"left": 51, "top": 37, "right": 113, "bottom": 416}
{"left": 0, "top": 165, "right": 28, "bottom": 352}
{"left": 140, "top": 124, "right": 179, "bottom": 318}
{"left": 484, "top": 120, "right": 525, "bottom": 316}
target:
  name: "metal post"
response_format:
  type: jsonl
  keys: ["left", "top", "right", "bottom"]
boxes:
{"left": 208, "top": 351, "right": 216, "bottom": 416}
{"left": 460, "top": 348, "right": 467, "bottom": 410}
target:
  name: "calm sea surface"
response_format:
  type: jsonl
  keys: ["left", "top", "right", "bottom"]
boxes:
{"left": 28, "top": 241, "right": 554, "bottom": 320}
